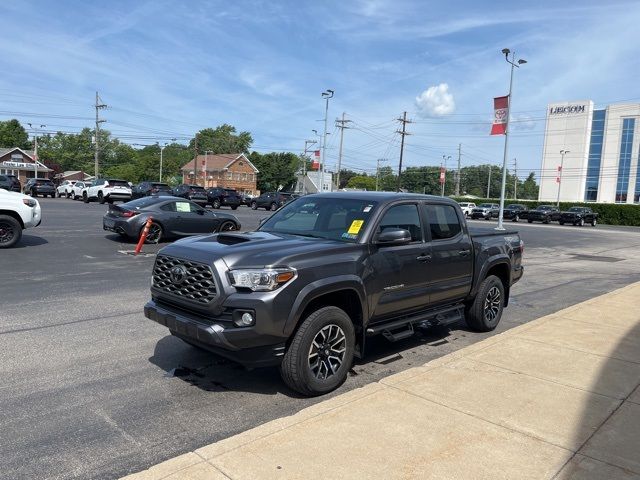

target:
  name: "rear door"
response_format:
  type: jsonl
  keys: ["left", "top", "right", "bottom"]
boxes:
{"left": 423, "top": 203, "right": 473, "bottom": 304}
{"left": 368, "top": 202, "right": 432, "bottom": 321}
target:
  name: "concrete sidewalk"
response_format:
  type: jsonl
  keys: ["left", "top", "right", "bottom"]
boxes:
{"left": 123, "top": 283, "right": 640, "bottom": 480}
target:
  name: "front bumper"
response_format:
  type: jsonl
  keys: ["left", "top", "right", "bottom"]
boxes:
{"left": 471, "top": 211, "right": 490, "bottom": 219}
{"left": 144, "top": 300, "right": 286, "bottom": 367}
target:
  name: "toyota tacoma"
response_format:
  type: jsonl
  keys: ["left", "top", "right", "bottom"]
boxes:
{"left": 145, "top": 192, "right": 524, "bottom": 395}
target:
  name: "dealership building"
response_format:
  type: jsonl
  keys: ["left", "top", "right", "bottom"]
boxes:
{"left": 539, "top": 100, "right": 640, "bottom": 204}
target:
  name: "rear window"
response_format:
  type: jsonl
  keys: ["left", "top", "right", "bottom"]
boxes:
{"left": 124, "top": 197, "right": 159, "bottom": 209}
{"left": 190, "top": 186, "right": 206, "bottom": 192}
{"left": 108, "top": 180, "right": 130, "bottom": 187}
{"left": 224, "top": 189, "right": 238, "bottom": 195}
{"left": 38, "top": 180, "right": 54, "bottom": 185}
{"left": 426, "top": 204, "right": 461, "bottom": 240}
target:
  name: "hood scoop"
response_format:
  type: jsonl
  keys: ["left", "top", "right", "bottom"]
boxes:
{"left": 216, "top": 233, "right": 254, "bottom": 245}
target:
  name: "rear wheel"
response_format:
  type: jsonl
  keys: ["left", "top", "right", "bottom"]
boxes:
{"left": 98, "top": 191, "right": 105, "bottom": 204}
{"left": 144, "top": 222, "right": 163, "bottom": 244}
{"left": 465, "top": 275, "right": 504, "bottom": 332}
{"left": 280, "top": 306, "right": 355, "bottom": 396}
{"left": 0, "top": 215, "right": 22, "bottom": 248}
{"left": 592, "top": 218, "right": 597, "bottom": 227}
{"left": 66, "top": 191, "right": 72, "bottom": 198}
{"left": 578, "top": 218, "right": 585, "bottom": 227}
{"left": 212, "top": 198, "right": 221, "bottom": 209}
{"left": 270, "top": 202, "right": 278, "bottom": 211}
{"left": 231, "top": 206, "right": 238, "bottom": 210}
{"left": 83, "top": 192, "right": 89, "bottom": 203}
{"left": 250, "top": 201, "right": 257, "bottom": 210}
{"left": 514, "top": 214, "right": 520, "bottom": 222}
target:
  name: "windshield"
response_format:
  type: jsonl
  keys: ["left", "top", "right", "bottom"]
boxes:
{"left": 568, "top": 207, "right": 584, "bottom": 212}
{"left": 478, "top": 203, "right": 492, "bottom": 208}
{"left": 537, "top": 206, "right": 552, "bottom": 210}
{"left": 507, "top": 204, "right": 525, "bottom": 209}
{"left": 123, "top": 197, "right": 159, "bottom": 209}
{"left": 259, "top": 197, "right": 378, "bottom": 243}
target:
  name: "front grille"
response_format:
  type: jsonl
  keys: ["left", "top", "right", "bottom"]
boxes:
{"left": 152, "top": 255, "right": 217, "bottom": 304}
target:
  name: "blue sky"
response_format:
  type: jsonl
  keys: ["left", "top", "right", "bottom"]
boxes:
{"left": 1, "top": 0, "right": 640, "bottom": 179}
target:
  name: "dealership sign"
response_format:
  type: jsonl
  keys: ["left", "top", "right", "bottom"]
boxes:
{"left": 549, "top": 105, "right": 587, "bottom": 115}
{"left": 2, "top": 161, "right": 34, "bottom": 168}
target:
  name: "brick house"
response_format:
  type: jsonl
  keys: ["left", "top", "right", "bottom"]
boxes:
{"left": 0, "top": 147, "right": 52, "bottom": 184}
{"left": 181, "top": 153, "right": 259, "bottom": 196}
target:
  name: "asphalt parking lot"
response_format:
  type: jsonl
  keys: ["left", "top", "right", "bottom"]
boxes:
{"left": 2, "top": 197, "right": 640, "bottom": 480}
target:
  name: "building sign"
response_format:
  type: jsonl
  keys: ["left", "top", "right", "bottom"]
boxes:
{"left": 2, "top": 161, "right": 34, "bottom": 169}
{"left": 549, "top": 105, "right": 586, "bottom": 115}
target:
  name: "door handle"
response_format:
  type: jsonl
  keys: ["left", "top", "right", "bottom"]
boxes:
{"left": 416, "top": 254, "right": 432, "bottom": 262}
{"left": 458, "top": 249, "right": 471, "bottom": 256}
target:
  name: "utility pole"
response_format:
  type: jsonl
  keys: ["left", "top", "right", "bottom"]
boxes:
{"left": 94, "top": 92, "right": 107, "bottom": 179}
{"left": 487, "top": 165, "right": 492, "bottom": 198}
{"left": 321, "top": 89, "right": 334, "bottom": 193}
{"left": 396, "top": 111, "right": 412, "bottom": 192}
{"left": 441, "top": 155, "right": 451, "bottom": 197}
{"left": 192, "top": 133, "right": 198, "bottom": 185}
{"left": 302, "top": 139, "right": 317, "bottom": 194}
{"left": 556, "top": 149, "right": 569, "bottom": 207}
{"left": 376, "top": 158, "right": 388, "bottom": 191}
{"left": 335, "top": 112, "right": 352, "bottom": 189}
{"left": 512, "top": 157, "right": 517, "bottom": 200}
{"left": 455, "top": 143, "right": 462, "bottom": 196}
{"left": 28, "top": 123, "right": 46, "bottom": 179}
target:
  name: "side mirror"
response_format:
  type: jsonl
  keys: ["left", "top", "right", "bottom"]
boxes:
{"left": 258, "top": 217, "right": 268, "bottom": 226}
{"left": 375, "top": 228, "right": 412, "bottom": 245}
{"left": 196, "top": 209, "right": 206, "bottom": 215}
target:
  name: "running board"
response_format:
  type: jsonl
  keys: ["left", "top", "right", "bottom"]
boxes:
{"left": 366, "top": 304, "right": 465, "bottom": 341}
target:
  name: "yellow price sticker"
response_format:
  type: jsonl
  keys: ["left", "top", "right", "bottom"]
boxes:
{"left": 347, "top": 220, "right": 364, "bottom": 235}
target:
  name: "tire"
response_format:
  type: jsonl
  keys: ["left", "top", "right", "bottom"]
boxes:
{"left": 31, "top": 190, "right": 37, "bottom": 197}
{"left": 578, "top": 218, "right": 584, "bottom": 227}
{"left": 66, "top": 191, "right": 71, "bottom": 199}
{"left": 83, "top": 192, "right": 89, "bottom": 203}
{"left": 514, "top": 214, "right": 519, "bottom": 223}
{"left": 270, "top": 202, "right": 278, "bottom": 211}
{"left": 543, "top": 218, "right": 550, "bottom": 224}
{"left": 212, "top": 198, "right": 221, "bottom": 209}
{"left": 0, "top": 214, "right": 22, "bottom": 248}
{"left": 250, "top": 201, "right": 257, "bottom": 210}
{"left": 464, "top": 275, "right": 505, "bottom": 332}
{"left": 218, "top": 220, "right": 237, "bottom": 232}
{"left": 559, "top": 221, "right": 564, "bottom": 225}
{"left": 280, "top": 306, "right": 355, "bottom": 396}
{"left": 231, "top": 206, "right": 238, "bottom": 210}
{"left": 144, "top": 222, "right": 163, "bottom": 244}
{"left": 50, "top": 193, "right": 55, "bottom": 198}
{"left": 527, "top": 219, "right": 533, "bottom": 223}
{"left": 98, "top": 191, "right": 105, "bottom": 204}
{"left": 592, "top": 218, "right": 597, "bottom": 227}
{"left": 57, "top": 191, "right": 62, "bottom": 198}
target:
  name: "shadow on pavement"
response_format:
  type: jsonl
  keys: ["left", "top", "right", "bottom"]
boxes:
{"left": 15, "top": 234, "right": 48, "bottom": 248}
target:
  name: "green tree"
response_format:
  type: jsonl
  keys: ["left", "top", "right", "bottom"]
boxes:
{"left": 0, "top": 119, "right": 31, "bottom": 149}
{"left": 249, "top": 151, "right": 299, "bottom": 192}
{"left": 346, "top": 174, "right": 376, "bottom": 190}
{"left": 189, "top": 124, "right": 253, "bottom": 155}
{"left": 336, "top": 169, "right": 359, "bottom": 189}
{"left": 519, "top": 172, "right": 539, "bottom": 199}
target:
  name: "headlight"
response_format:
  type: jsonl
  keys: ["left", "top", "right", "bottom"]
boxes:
{"left": 22, "top": 198, "right": 36, "bottom": 207}
{"left": 229, "top": 268, "right": 296, "bottom": 291}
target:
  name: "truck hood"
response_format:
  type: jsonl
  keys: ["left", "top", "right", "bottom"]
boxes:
{"left": 157, "top": 231, "right": 358, "bottom": 269}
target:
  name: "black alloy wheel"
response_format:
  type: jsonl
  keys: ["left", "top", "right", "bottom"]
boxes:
{"left": 83, "top": 192, "right": 89, "bottom": 203}
{"left": 270, "top": 202, "right": 278, "bottom": 211}
{"left": 251, "top": 201, "right": 257, "bottom": 210}
{"left": 212, "top": 198, "right": 221, "bottom": 209}
{"left": 144, "top": 222, "right": 163, "bottom": 244}
{"left": 0, "top": 215, "right": 22, "bottom": 248}
{"left": 464, "top": 275, "right": 504, "bottom": 332}
{"left": 219, "top": 220, "right": 237, "bottom": 232}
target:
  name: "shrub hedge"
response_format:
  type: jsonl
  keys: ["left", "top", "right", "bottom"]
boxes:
{"left": 451, "top": 197, "right": 640, "bottom": 227}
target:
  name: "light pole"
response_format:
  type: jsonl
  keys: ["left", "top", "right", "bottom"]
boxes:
{"left": 302, "top": 139, "right": 317, "bottom": 194}
{"left": 376, "top": 158, "right": 388, "bottom": 191}
{"left": 441, "top": 155, "right": 451, "bottom": 197}
{"left": 321, "top": 89, "right": 334, "bottom": 193}
{"left": 496, "top": 48, "right": 527, "bottom": 231}
{"left": 556, "top": 149, "right": 569, "bottom": 207}
{"left": 159, "top": 137, "right": 176, "bottom": 183}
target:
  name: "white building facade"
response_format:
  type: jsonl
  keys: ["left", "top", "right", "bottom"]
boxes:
{"left": 539, "top": 101, "right": 640, "bottom": 204}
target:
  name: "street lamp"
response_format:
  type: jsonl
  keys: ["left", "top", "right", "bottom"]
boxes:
{"left": 321, "top": 89, "right": 334, "bottom": 193}
{"left": 28, "top": 123, "right": 46, "bottom": 179}
{"left": 441, "top": 155, "right": 451, "bottom": 197}
{"left": 496, "top": 48, "right": 527, "bottom": 231}
{"left": 556, "top": 149, "right": 569, "bottom": 207}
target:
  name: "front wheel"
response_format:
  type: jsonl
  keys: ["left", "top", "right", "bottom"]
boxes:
{"left": 250, "top": 201, "right": 257, "bottom": 210}
{"left": 218, "top": 220, "right": 237, "bottom": 232}
{"left": 514, "top": 214, "right": 519, "bottom": 222}
{"left": 66, "top": 191, "right": 72, "bottom": 198}
{"left": 212, "top": 199, "right": 221, "bottom": 209}
{"left": 83, "top": 193, "right": 89, "bottom": 203}
{"left": 578, "top": 218, "right": 585, "bottom": 227}
{"left": 270, "top": 202, "right": 278, "bottom": 211}
{"left": 527, "top": 219, "right": 533, "bottom": 223}
{"left": 559, "top": 221, "right": 564, "bottom": 225}
{"left": 592, "top": 218, "right": 597, "bottom": 227}
{"left": 465, "top": 275, "right": 504, "bottom": 332}
{"left": 98, "top": 191, "right": 105, "bottom": 204}
{"left": 280, "top": 306, "right": 355, "bottom": 396}
{"left": 0, "top": 214, "right": 22, "bottom": 248}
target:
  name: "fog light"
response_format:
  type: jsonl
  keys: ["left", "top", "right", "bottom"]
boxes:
{"left": 234, "top": 312, "right": 255, "bottom": 327}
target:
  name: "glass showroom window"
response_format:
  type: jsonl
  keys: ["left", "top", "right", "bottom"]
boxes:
{"left": 584, "top": 109, "right": 606, "bottom": 202}
{"left": 615, "top": 118, "right": 635, "bottom": 203}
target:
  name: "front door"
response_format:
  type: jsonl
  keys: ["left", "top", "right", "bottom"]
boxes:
{"left": 368, "top": 203, "right": 432, "bottom": 322}
{"left": 423, "top": 203, "right": 473, "bottom": 305}
{"left": 173, "top": 201, "right": 207, "bottom": 234}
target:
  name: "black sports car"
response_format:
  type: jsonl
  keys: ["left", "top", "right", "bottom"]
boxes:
{"left": 527, "top": 205, "right": 560, "bottom": 224}
{"left": 502, "top": 204, "right": 528, "bottom": 222}
{"left": 102, "top": 196, "right": 240, "bottom": 243}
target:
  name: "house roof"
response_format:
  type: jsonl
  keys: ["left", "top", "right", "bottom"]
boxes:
{"left": 0, "top": 147, "right": 35, "bottom": 158}
{"left": 180, "top": 153, "right": 259, "bottom": 173}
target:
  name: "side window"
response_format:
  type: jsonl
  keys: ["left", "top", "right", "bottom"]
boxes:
{"left": 426, "top": 204, "right": 462, "bottom": 240}
{"left": 377, "top": 204, "right": 423, "bottom": 242}
{"left": 160, "top": 202, "right": 176, "bottom": 212}
{"left": 189, "top": 202, "right": 203, "bottom": 213}
{"left": 175, "top": 201, "right": 192, "bottom": 213}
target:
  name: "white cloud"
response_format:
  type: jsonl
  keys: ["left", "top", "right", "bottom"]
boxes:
{"left": 415, "top": 83, "right": 455, "bottom": 117}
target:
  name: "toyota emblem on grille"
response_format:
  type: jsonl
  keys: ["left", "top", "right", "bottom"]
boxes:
{"left": 169, "top": 265, "right": 187, "bottom": 285}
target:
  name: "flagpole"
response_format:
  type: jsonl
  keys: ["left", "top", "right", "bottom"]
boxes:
{"left": 496, "top": 49, "right": 526, "bottom": 231}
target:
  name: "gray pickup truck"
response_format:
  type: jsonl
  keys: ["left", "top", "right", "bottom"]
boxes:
{"left": 145, "top": 192, "right": 524, "bottom": 395}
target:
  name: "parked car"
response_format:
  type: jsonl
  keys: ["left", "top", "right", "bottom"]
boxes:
{"left": 250, "top": 192, "right": 293, "bottom": 211}
{"left": 69, "top": 181, "right": 89, "bottom": 200}
{"left": 56, "top": 180, "right": 77, "bottom": 198}
{"left": 131, "top": 181, "right": 173, "bottom": 199}
{"left": 0, "top": 189, "right": 42, "bottom": 248}
{"left": 171, "top": 184, "right": 208, "bottom": 206}
{"left": 502, "top": 204, "right": 528, "bottom": 222}
{"left": 458, "top": 202, "right": 476, "bottom": 217}
{"left": 470, "top": 203, "right": 499, "bottom": 220}
{"left": 0, "top": 174, "right": 21, "bottom": 192}
{"left": 206, "top": 187, "right": 242, "bottom": 210}
{"left": 559, "top": 206, "right": 598, "bottom": 227}
{"left": 241, "top": 194, "right": 255, "bottom": 207}
{"left": 144, "top": 192, "right": 524, "bottom": 395}
{"left": 103, "top": 196, "right": 240, "bottom": 243}
{"left": 527, "top": 205, "right": 561, "bottom": 224}
{"left": 83, "top": 178, "right": 132, "bottom": 204}
{"left": 23, "top": 178, "right": 56, "bottom": 198}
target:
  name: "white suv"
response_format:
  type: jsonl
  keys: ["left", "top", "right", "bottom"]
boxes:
{"left": 0, "top": 189, "right": 42, "bottom": 248}
{"left": 56, "top": 180, "right": 77, "bottom": 198}
{"left": 83, "top": 178, "right": 132, "bottom": 204}
{"left": 458, "top": 202, "right": 476, "bottom": 217}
